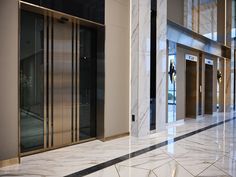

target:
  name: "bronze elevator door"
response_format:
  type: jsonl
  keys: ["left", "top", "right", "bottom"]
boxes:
{"left": 204, "top": 64, "right": 213, "bottom": 114}
{"left": 52, "top": 18, "right": 73, "bottom": 147}
{"left": 186, "top": 60, "right": 197, "bottom": 118}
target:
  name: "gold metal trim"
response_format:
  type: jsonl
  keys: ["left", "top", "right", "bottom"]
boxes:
{"left": 76, "top": 23, "right": 80, "bottom": 141}
{"left": 43, "top": 14, "right": 47, "bottom": 150}
{"left": 18, "top": 0, "right": 21, "bottom": 163}
{"left": 0, "top": 158, "right": 19, "bottom": 168}
{"left": 19, "top": 1, "right": 105, "bottom": 28}
{"left": 102, "top": 132, "right": 130, "bottom": 142}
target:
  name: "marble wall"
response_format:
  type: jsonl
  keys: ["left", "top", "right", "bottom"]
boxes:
{"left": 155, "top": 0, "right": 167, "bottom": 130}
{"left": 131, "top": 0, "right": 151, "bottom": 137}
{"left": 131, "top": 0, "right": 167, "bottom": 136}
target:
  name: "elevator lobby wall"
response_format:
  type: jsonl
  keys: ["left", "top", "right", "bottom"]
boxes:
{"left": 104, "top": 0, "right": 130, "bottom": 139}
{"left": 0, "top": 0, "right": 130, "bottom": 165}
{"left": 0, "top": 0, "right": 19, "bottom": 165}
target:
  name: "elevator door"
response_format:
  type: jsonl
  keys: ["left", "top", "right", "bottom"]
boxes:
{"left": 79, "top": 26, "right": 97, "bottom": 140}
{"left": 20, "top": 7, "right": 104, "bottom": 154}
{"left": 186, "top": 60, "right": 197, "bottom": 118}
{"left": 52, "top": 19, "right": 73, "bottom": 146}
{"left": 205, "top": 64, "right": 213, "bottom": 114}
{"left": 20, "top": 10, "right": 44, "bottom": 153}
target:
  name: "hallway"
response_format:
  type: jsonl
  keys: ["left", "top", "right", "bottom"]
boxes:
{"left": 0, "top": 112, "right": 236, "bottom": 177}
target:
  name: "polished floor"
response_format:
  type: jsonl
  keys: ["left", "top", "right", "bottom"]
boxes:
{"left": 0, "top": 112, "right": 236, "bottom": 177}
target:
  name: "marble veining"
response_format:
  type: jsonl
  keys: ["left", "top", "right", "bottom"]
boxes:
{"left": 155, "top": 0, "right": 168, "bottom": 132}
{"left": 131, "top": 0, "right": 151, "bottom": 137}
{"left": 0, "top": 112, "right": 236, "bottom": 177}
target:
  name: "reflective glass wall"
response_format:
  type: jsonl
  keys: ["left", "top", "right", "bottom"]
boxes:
{"left": 20, "top": 10, "right": 44, "bottom": 152}
{"left": 167, "top": 42, "right": 177, "bottom": 123}
{"left": 79, "top": 26, "right": 97, "bottom": 140}
{"left": 184, "top": 0, "right": 218, "bottom": 40}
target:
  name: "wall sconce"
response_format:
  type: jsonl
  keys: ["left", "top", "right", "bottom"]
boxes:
{"left": 168, "top": 59, "right": 176, "bottom": 84}
{"left": 217, "top": 70, "right": 222, "bottom": 84}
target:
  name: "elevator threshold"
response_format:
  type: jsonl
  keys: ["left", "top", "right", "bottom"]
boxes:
{"left": 20, "top": 138, "right": 96, "bottom": 157}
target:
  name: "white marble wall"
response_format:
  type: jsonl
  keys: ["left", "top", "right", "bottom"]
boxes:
{"left": 131, "top": 0, "right": 167, "bottom": 136}
{"left": 131, "top": 0, "right": 150, "bottom": 137}
{"left": 156, "top": 0, "right": 167, "bottom": 131}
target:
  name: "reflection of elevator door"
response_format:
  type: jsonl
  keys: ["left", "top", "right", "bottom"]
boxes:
{"left": 53, "top": 19, "right": 72, "bottom": 146}
{"left": 186, "top": 60, "right": 197, "bottom": 118}
{"left": 205, "top": 64, "right": 213, "bottom": 114}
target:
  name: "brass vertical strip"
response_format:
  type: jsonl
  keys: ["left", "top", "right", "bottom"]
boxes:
{"left": 43, "top": 14, "right": 47, "bottom": 149}
{"left": 18, "top": 1, "right": 21, "bottom": 161}
{"left": 73, "top": 21, "right": 77, "bottom": 142}
{"left": 51, "top": 16, "right": 54, "bottom": 147}
{"left": 76, "top": 22, "right": 80, "bottom": 141}
{"left": 47, "top": 15, "right": 52, "bottom": 148}
{"left": 75, "top": 22, "right": 78, "bottom": 142}
{"left": 71, "top": 22, "right": 74, "bottom": 142}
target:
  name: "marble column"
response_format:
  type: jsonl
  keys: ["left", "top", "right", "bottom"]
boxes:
{"left": 131, "top": 0, "right": 151, "bottom": 137}
{"left": 155, "top": 0, "right": 167, "bottom": 131}
{"left": 131, "top": 0, "right": 167, "bottom": 136}
{"left": 217, "top": 0, "right": 232, "bottom": 112}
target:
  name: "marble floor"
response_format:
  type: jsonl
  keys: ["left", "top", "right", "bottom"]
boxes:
{"left": 0, "top": 112, "right": 236, "bottom": 177}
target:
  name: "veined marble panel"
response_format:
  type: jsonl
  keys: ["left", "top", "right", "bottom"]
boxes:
{"left": 131, "top": 0, "right": 151, "bottom": 137}
{"left": 0, "top": 112, "right": 235, "bottom": 176}
{"left": 131, "top": 0, "right": 139, "bottom": 136}
{"left": 156, "top": 0, "right": 167, "bottom": 131}
{"left": 131, "top": 0, "right": 167, "bottom": 136}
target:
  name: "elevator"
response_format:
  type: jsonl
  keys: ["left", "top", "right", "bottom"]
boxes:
{"left": 204, "top": 59, "right": 213, "bottom": 114}
{"left": 20, "top": 4, "right": 104, "bottom": 154}
{"left": 185, "top": 55, "right": 198, "bottom": 118}
{"left": 52, "top": 17, "right": 74, "bottom": 146}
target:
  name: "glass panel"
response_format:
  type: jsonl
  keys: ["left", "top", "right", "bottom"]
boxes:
{"left": 20, "top": 10, "right": 44, "bottom": 153}
{"left": 167, "top": 41, "right": 177, "bottom": 123}
{"left": 168, "top": 54, "right": 177, "bottom": 123}
{"left": 199, "top": 0, "right": 217, "bottom": 40}
{"left": 150, "top": 4, "right": 156, "bottom": 130}
{"left": 184, "top": 0, "right": 218, "bottom": 40}
{"left": 79, "top": 26, "right": 97, "bottom": 140}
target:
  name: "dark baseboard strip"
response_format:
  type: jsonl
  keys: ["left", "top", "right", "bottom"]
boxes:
{"left": 66, "top": 117, "right": 236, "bottom": 177}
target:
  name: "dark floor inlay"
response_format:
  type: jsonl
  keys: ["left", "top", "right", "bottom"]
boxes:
{"left": 65, "top": 117, "right": 236, "bottom": 177}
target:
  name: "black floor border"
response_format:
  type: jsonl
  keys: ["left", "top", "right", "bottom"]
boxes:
{"left": 66, "top": 117, "right": 236, "bottom": 177}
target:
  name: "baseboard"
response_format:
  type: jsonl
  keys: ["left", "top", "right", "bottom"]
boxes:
{"left": 102, "top": 132, "right": 130, "bottom": 142}
{"left": 0, "top": 157, "right": 19, "bottom": 168}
